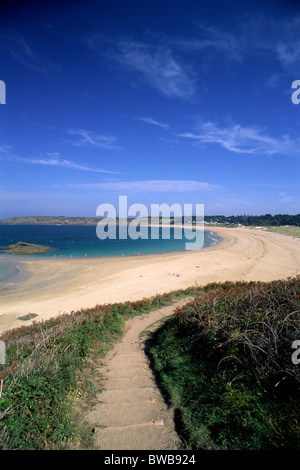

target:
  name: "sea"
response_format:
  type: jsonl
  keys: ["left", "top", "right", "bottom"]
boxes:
{"left": 0, "top": 224, "right": 221, "bottom": 283}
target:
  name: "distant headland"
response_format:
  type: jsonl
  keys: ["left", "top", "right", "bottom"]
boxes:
{"left": 0, "top": 216, "right": 101, "bottom": 226}
{"left": 0, "top": 214, "right": 299, "bottom": 226}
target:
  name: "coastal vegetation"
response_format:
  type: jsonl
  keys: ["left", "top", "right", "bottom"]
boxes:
{"left": 0, "top": 278, "right": 299, "bottom": 450}
{"left": 0, "top": 288, "right": 197, "bottom": 450}
{"left": 148, "top": 277, "right": 300, "bottom": 450}
{"left": 260, "top": 225, "right": 300, "bottom": 238}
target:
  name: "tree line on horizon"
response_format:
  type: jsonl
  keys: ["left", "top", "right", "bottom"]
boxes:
{"left": 203, "top": 213, "right": 300, "bottom": 226}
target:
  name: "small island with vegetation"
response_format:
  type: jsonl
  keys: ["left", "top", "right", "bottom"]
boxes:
{"left": 0, "top": 241, "right": 52, "bottom": 255}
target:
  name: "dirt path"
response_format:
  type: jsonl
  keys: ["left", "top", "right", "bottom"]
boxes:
{"left": 84, "top": 299, "right": 190, "bottom": 450}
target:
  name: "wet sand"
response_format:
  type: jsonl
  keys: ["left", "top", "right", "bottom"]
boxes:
{"left": 0, "top": 226, "right": 299, "bottom": 334}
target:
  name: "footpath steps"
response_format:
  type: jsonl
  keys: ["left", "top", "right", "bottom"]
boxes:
{"left": 84, "top": 301, "right": 190, "bottom": 450}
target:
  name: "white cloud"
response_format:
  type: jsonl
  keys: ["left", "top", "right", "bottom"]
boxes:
{"left": 260, "top": 17, "right": 300, "bottom": 69}
{"left": 159, "top": 136, "right": 179, "bottom": 146}
{"left": 1, "top": 30, "right": 55, "bottom": 74}
{"left": 136, "top": 116, "right": 170, "bottom": 129}
{"left": 0, "top": 148, "right": 117, "bottom": 173}
{"left": 0, "top": 145, "right": 12, "bottom": 154}
{"left": 172, "top": 25, "right": 243, "bottom": 63}
{"left": 66, "top": 128, "right": 120, "bottom": 150}
{"left": 179, "top": 122, "right": 297, "bottom": 156}
{"left": 278, "top": 192, "right": 294, "bottom": 204}
{"left": 106, "top": 40, "right": 196, "bottom": 100}
{"left": 69, "top": 180, "right": 219, "bottom": 192}
{"left": 23, "top": 153, "right": 117, "bottom": 173}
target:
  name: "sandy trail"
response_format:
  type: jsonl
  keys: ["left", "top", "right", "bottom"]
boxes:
{"left": 85, "top": 299, "right": 190, "bottom": 450}
{"left": 0, "top": 227, "right": 299, "bottom": 334}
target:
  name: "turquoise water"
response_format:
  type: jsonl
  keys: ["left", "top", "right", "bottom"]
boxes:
{"left": 0, "top": 260, "right": 20, "bottom": 282}
{"left": 0, "top": 224, "right": 221, "bottom": 282}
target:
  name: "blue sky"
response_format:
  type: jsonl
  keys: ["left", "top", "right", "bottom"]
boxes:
{"left": 0, "top": 0, "right": 299, "bottom": 218}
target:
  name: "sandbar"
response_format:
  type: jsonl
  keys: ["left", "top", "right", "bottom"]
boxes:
{"left": 0, "top": 226, "right": 299, "bottom": 334}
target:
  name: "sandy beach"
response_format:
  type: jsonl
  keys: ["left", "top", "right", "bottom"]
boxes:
{"left": 0, "top": 226, "right": 299, "bottom": 334}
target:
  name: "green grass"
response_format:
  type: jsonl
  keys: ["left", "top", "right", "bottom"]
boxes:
{"left": 148, "top": 277, "right": 300, "bottom": 450}
{"left": 0, "top": 306, "right": 125, "bottom": 449}
{"left": 261, "top": 225, "right": 300, "bottom": 238}
{"left": 0, "top": 287, "right": 198, "bottom": 450}
{"left": 1, "top": 278, "right": 299, "bottom": 450}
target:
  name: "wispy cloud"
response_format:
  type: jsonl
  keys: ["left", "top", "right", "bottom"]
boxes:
{"left": 66, "top": 128, "right": 120, "bottom": 150}
{"left": 179, "top": 122, "right": 297, "bottom": 156}
{"left": 136, "top": 116, "right": 170, "bottom": 129}
{"left": 0, "top": 148, "right": 118, "bottom": 174}
{"left": 0, "top": 30, "right": 55, "bottom": 73}
{"left": 89, "top": 37, "right": 197, "bottom": 100}
{"left": 246, "top": 16, "right": 300, "bottom": 70}
{"left": 278, "top": 192, "right": 294, "bottom": 204}
{"left": 23, "top": 153, "right": 117, "bottom": 173}
{"left": 171, "top": 24, "right": 243, "bottom": 63}
{"left": 84, "top": 27, "right": 243, "bottom": 102}
{"left": 85, "top": 27, "right": 248, "bottom": 100}
{"left": 118, "top": 41, "right": 196, "bottom": 99}
{"left": 0, "top": 144, "right": 12, "bottom": 154}
{"left": 159, "top": 136, "right": 179, "bottom": 146}
{"left": 69, "top": 180, "right": 219, "bottom": 192}
{"left": 192, "top": 17, "right": 300, "bottom": 71}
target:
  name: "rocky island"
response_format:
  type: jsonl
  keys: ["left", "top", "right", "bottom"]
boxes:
{"left": 0, "top": 241, "right": 52, "bottom": 255}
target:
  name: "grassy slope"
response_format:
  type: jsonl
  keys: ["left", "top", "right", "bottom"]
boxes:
{"left": 148, "top": 278, "right": 300, "bottom": 450}
{"left": 0, "top": 288, "right": 197, "bottom": 450}
{"left": 0, "top": 279, "right": 299, "bottom": 450}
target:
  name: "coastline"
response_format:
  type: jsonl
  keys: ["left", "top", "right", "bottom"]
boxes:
{"left": 0, "top": 257, "right": 29, "bottom": 284}
{"left": 0, "top": 226, "right": 299, "bottom": 334}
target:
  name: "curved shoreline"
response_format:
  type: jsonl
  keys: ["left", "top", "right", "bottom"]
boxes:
{"left": 0, "top": 258, "right": 30, "bottom": 284}
{"left": 0, "top": 226, "right": 299, "bottom": 335}
{"left": 0, "top": 226, "right": 223, "bottom": 264}
{"left": 0, "top": 228, "right": 231, "bottom": 294}
{"left": 0, "top": 227, "right": 226, "bottom": 285}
